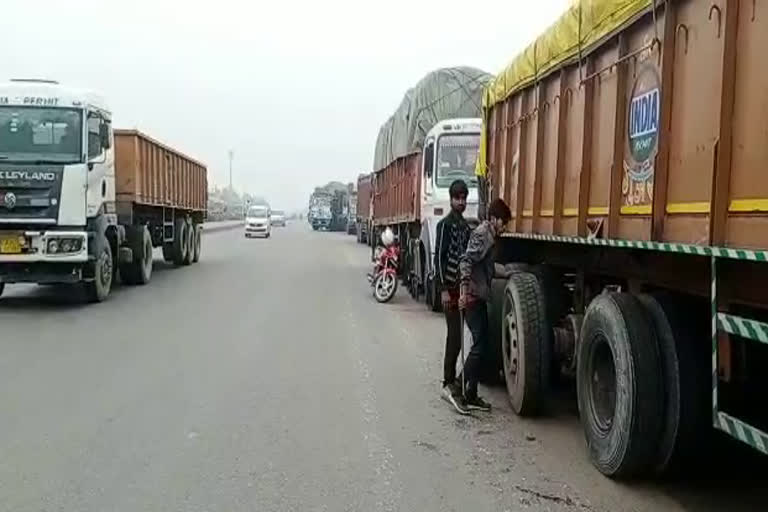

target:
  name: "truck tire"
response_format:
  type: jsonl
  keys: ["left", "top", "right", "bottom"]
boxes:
{"left": 638, "top": 294, "right": 709, "bottom": 475}
{"left": 191, "top": 224, "right": 202, "bottom": 263}
{"left": 84, "top": 238, "right": 113, "bottom": 303}
{"left": 577, "top": 293, "right": 663, "bottom": 478}
{"left": 425, "top": 275, "right": 442, "bottom": 313}
{"left": 484, "top": 278, "right": 507, "bottom": 382}
{"left": 121, "top": 225, "right": 153, "bottom": 285}
{"left": 502, "top": 272, "right": 550, "bottom": 416}
{"left": 183, "top": 219, "right": 194, "bottom": 266}
{"left": 172, "top": 218, "right": 188, "bottom": 266}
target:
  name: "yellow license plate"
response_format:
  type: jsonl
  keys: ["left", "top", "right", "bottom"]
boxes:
{"left": 0, "top": 237, "right": 22, "bottom": 254}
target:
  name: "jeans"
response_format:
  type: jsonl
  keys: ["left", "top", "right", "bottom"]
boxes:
{"left": 464, "top": 299, "right": 488, "bottom": 397}
{"left": 442, "top": 297, "right": 462, "bottom": 387}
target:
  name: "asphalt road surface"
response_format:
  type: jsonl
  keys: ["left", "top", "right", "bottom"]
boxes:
{"left": 1, "top": 223, "right": 767, "bottom": 512}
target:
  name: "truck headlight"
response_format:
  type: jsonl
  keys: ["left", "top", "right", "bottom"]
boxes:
{"left": 46, "top": 237, "right": 83, "bottom": 254}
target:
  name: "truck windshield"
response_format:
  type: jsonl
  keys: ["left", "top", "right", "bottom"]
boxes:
{"left": 435, "top": 134, "right": 480, "bottom": 188}
{"left": 247, "top": 206, "right": 268, "bottom": 218}
{"left": 0, "top": 107, "right": 82, "bottom": 163}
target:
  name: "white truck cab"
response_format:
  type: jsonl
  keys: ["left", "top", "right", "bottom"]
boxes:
{"left": 0, "top": 79, "right": 118, "bottom": 300}
{"left": 419, "top": 118, "right": 481, "bottom": 269}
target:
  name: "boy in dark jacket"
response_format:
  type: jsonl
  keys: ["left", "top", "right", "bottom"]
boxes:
{"left": 434, "top": 180, "right": 471, "bottom": 414}
{"left": 458, "top": 198, "right": 512, "bottom": 411}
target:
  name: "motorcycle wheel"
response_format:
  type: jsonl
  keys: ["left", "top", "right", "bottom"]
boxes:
{"left": 373, "top": 273, "right": 398, "bottom": 303}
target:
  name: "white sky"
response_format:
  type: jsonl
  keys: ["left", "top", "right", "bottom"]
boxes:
{"left": 1, "top": 0, "right": 569, "bottom": 211}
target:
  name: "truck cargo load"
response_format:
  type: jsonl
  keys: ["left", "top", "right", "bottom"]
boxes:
{"left": 474, "top": 0, "right": 768, "bottom": 479}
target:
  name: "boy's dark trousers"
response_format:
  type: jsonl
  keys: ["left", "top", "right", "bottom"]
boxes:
{"left": 442, "top": 291, "right": 462, "bottom": 387}
{"left": 463, "top": 298, "right": 488, "bottom": 397}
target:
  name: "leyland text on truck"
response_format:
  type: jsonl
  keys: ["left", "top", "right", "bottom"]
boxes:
{"left": 470, "top": 0, "right": 768, "bottom": 480}
{"left": 0, "top": 80, "right": 207, "bottom": 302}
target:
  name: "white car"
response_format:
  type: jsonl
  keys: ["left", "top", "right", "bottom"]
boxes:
{"left": 244, "top": 205, "right": 271, "bottom": 238}
{"left": 271, "top": 210, "right": 286, "bottom": 227}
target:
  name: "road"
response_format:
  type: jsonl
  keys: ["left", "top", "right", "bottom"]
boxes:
{"left": 0, "top": 223, "right": 766, "bottom": 512}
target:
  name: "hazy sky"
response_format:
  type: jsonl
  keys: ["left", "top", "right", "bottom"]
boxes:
{"left": 2, "top": 0, "right": 569, "bottom": 211}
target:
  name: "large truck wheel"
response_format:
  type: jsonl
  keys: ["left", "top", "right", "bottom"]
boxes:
{"left": 191, "top": 224, "right": 202, "bottom": 263}
{"left": 638, "top": 294, "right": 709, "bottom": 475}
{"left": 424, "top": 275, "right": 442, "bottom": 313}
{"left": 502, "top": 272, "right": 550, "bottom": 416}
{"left": 182, "top": 219, "right": 194, "bottom": 266}
{"left": 172, "top": 218, "right": 188, "bottom": 266}
{"left": 484, "top": 278, "right": 507, "bottom": 382}
{"left": 85, "top": 238, "right": 113, "bottom": 303}
{"left": 577, "top": 293, "right": 663, "bottom": 478}
{"left": 121, "top": 225, "right": 153, "bottom": 285}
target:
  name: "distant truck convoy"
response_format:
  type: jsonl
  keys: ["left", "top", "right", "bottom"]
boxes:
{"left": 470, "top": 0, "right": 768, "bottom": 480}
{"left": 0, "top": 79, "right": 207, "bottom": 302}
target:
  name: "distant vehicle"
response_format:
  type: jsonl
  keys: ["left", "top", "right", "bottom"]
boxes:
{"left": 244, "top": 205, "right": 271, "bottom": 238}
{"left": 271, "top": 210, "right": 286, "bottom": 227}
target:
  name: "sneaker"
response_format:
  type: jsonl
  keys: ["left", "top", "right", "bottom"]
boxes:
{"left": 464, "top": 394, "right": 492, "bottom": 412}
{"left": 441, "top": 385, "right": 471, "bottom": 415}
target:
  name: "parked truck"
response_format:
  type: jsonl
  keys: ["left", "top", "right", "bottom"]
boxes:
{"left": 0, "top": 79, "right": 206, "bottom": 302}
{"left": 355, "top": 173, "right": 372, "bottom": 244}
{"left": 471, "top": 0, "right": 768, "bottom": 480}
{"left": 369, "top": 67, "right": 491, "bottom": 309}
{"left": 329, "top": 188, "right": 349, "bottom": 232}
{"left": 309, "top": 190, "right": 332, "bottom": 230}
{"left": 347, "top": 188, "right": 357, "bottom": 235}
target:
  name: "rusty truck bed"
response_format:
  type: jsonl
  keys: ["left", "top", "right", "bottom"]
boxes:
{"left": 485, "top": 1, "right": 768, "bottom": 253}
{"left": 372, "top": 153, "right": 421, "bottom": 226}
{"left": 115, "top": 130, "right": 207, "bottom": 212}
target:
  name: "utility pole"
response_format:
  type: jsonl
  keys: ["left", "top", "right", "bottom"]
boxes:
{"left": 228, "top": 149, "right": 234, "bottom": 191}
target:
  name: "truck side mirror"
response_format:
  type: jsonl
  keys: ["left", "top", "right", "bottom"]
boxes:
{"left": 423, "top": 141, "right": 434, "bottom": 179}
{"left": 100, "top": 123, "right": 111, "bottom": 149}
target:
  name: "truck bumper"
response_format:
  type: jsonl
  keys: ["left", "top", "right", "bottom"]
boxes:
{"left": 0, "top": 230, "right": 89, "bottom": 283}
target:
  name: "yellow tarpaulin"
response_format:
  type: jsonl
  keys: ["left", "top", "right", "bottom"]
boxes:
{"left": 476, "top": 0, "right": 652, "bottom": 177}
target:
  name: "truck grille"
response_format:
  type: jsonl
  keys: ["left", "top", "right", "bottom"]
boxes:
{"left": 0, "top": 166, "right": 63, "bottom": 223}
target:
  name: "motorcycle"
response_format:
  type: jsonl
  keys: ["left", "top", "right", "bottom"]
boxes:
{"left": 367, "top": 242, "right": 399, "bottom": 303}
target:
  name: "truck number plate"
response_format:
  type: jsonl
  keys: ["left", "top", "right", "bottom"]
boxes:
{"left": 0, "top": 237, "right": 21, "bottom": 254}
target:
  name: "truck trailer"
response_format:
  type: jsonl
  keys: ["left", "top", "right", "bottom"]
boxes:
{"left": 0, "top": 80, "right": 206, "bottom": 302}
{"left": 473, "top": 0, "right": 768, "bottom": 479}
{"left": 368, "top": 67, "right": 491, "bottom": 309}
{"left": 355, "top": 173, "right": 372, "bottom": 244}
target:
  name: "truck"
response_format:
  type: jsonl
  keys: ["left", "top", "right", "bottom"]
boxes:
{"left": 347, "top": 189, "right": 357, "bottom": 235}
{"left": 329, "top": 188, "right": 349, "bottom": 232}
{"left": 0, "top": 79, "right": 206, "bottom": 302}
{"left": 309, "top": 190, "right": 332, "bottom": 230}
{"left": 355, "top": 173, "right": 372, "bottom": 244}
{"left": 368, "top": 67, "right": 491, "bottom": 309}
{"left": 471, "top": 0, "right": 768, "bottom": 480}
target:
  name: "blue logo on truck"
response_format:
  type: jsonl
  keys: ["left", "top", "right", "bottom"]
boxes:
{"left": 623, "top": 64, "right": 661, "bottom": 208}
{"left": 628, "top": 88, "right": 659, "bottom": 162}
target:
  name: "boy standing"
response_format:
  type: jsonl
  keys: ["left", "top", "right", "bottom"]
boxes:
{"left": 459, "top": 198, "right": 512, "bottom": 411}
{"left": 434, "top": 180, "right": 471, "bottom": 414}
